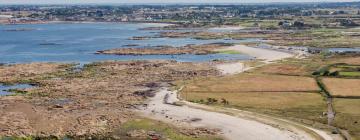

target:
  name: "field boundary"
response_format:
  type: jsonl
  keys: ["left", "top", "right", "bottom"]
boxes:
{"left": 184, "top": 90, "right": 320, "bottom": 93}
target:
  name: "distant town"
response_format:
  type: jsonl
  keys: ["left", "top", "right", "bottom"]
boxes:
{"left": 1, "top": 2, "right": 360, "bottom": 28}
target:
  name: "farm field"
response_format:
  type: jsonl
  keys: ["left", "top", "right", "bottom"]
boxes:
{"left": 251, "top": 57, "right": 325, "bottom": 76}
{"left": 183, "top": 73, "right": 320, "bottom": 93}
{"left": 180, "top": 73, "right": 327, "bottom": 124}
{"left": 339, "top": 71, "right": 360, "bottom": 77}
{"left": 322, "top": 78, "right": 360, "bottom": 97}
{"left": 182, "top": 91, "right": 326, "bottom": 121}
{"left": 333, "top": 98, "right": 360, "bottom": 140}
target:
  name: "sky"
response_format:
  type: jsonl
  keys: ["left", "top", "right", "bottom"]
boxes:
{"left": 0, "top": 0, "right": 357, "bottom": 4}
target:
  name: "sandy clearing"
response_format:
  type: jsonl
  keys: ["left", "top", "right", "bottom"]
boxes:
{"left": 216, "top": 62, "right": 253, "bottom": 75}
{"left": 225, "top": 45, "right": 294, "bottom": 63}
{"left": 216, "top": 45, "right": 293, "bottom": 75}
{"left": 139, "top": 88, "right": 332, "bottom": 140}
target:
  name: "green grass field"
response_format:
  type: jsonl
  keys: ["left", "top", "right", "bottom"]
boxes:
{"left": 339, "top": 71, "right": 360, "bottom": 77}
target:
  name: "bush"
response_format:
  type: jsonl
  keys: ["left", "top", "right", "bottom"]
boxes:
{"left": 322, "top": 70, "right": 330, "bottom": 76}
{"left": 221, "top": 98, "right": 229, "bottom": 105}
{"left": 312, "top": 71, "right": 320, "bottom": 75}
{"left": 329, "top": 71, "right": 339, "bottom": 76}
{"left": 206, "top": 98, "right": 218, "bottom": 104}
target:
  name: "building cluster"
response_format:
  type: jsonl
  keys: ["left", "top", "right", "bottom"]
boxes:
{"left": 1, "top": 2, "right": 360, "bottom": 25}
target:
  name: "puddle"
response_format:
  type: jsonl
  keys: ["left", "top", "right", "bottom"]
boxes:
{"left": 0, "top": 84, "right": 34, "bottom": 96}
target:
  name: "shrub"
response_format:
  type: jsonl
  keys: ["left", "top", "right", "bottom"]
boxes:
{"left": 206, "top": 98, "right": 218, "bottom": 104}
{"left": 322, "top": 70, "right": 330, "bottom": 76}
{"left": 312, "top": 71, "right": 320, "bottom": 75}
{"left": 329, "top": 71, "right": 339, "bottom": 76}
{"left": 221, "top": 98, "right": 229, "bottom": 105}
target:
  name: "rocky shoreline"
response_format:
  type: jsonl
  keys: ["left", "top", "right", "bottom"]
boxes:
{"left": 0, "top": 60, "right": 220, "bottom": 138}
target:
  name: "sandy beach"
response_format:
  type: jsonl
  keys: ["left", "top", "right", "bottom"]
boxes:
{"left": 216, "top": 45, "right": 294, "bottom": 75}
{"left": 225, "top": 45, "right": 294, "bottom": 63}
{"left": 216, "top": 62, "right": 254, "bottom": 75}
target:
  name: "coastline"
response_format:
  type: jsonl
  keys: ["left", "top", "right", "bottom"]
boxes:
{"left": 0, "top": 20, "right": 175, "bottom": 26}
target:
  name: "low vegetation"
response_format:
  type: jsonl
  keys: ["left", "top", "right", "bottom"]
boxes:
{"left": 115, "top": 118, "right": 223, "bottom": 140}
{"left": 183, "top": 73, "right": 319, "bottom": 93}
{"left": 333, "top": 98, "right": 360, "bottom": 140}
{"left": 215, "top": 50, "right": 242, "bottom": 54}
{"left": 322, "top": 78, "right": 360, "bottom": 97}
{"left": 184, "top": 91, "right": 326, "bottom": 121}
{"left": 0, "top": 60, "right": 220, "bottom": 138}
{"left": 96, "top": 44, "right": 232, "bottom": 55}
{"left": 179, "top": 73, "right": 326, "bottom": 125}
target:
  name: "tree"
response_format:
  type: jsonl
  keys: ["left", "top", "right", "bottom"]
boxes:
{"left": 329, "top": 71, "right": 339, "bottom": 76}
{"left": 294, "top": 21, "right": 305, "bottom": 28}
{"left": 221, "top": 98, "right": 229, "bottom": 105}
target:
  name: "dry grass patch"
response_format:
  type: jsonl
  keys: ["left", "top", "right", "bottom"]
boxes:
{"left": 184, "top": 91, "right": 324, "bottom": 110}
{"left": 0, "top": 61, "right": 221, "bottom": 137}
{"left": 322, "top": 78, "right": 360, "bottom": 97}
{"left": 253, "top": 63, "right": 313, "bottom": 76}
{"left": 325, "top": 55, "right": 360, "bottom": 65}
{"left": 183, "top": 73, "right": 319, "bottom": 93}
{"left": 180, "top": 73, "right": 326, "bottom": 125}
{"left": 180, "top": 90, "right": 327, "bottom": 125}
{"left": 249, "top": 57, "right": 327, "bottom": 76}
{"left": 333, "top": 99, "right": 360, "bottom": 140}
{"left": 0, "top": 63, "right": 71, "bottom": 84}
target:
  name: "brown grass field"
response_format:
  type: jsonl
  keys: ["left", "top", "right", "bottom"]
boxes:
{"left": 251, "top": 57, "right": 326, "bottom": 76}
{"left": 322, "top": 78, "right": 360, "bottom": 97}
{"left": 253, "top": 55, "right": 360, "bottom": 76}
{"left": 183, "top": 91, "right": 325, "bottom": 110}
{"left": 180, "top": 73, "right": 326, "bottom": 124}
{"left": 333, "top": 98, "right": 360, "bottom": 140}
{"left": 183, "top": 73, "right": 320, "bottom": 93}
{"left": 332, "top": 56, "right": 360, "bottom": 65}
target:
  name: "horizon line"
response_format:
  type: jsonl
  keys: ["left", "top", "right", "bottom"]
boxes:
{"left": 0, "top": 1, "right": 359, "bottom": 5}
